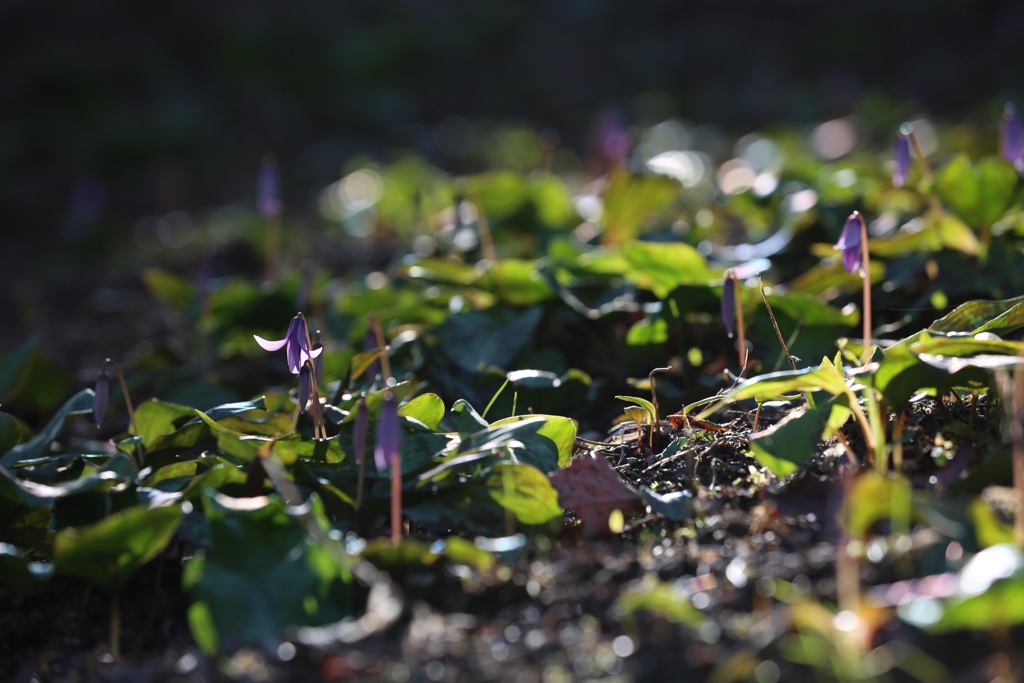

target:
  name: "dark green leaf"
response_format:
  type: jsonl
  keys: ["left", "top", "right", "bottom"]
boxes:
{"left": 0, "top": 389, "right": 95, "bottom": 468}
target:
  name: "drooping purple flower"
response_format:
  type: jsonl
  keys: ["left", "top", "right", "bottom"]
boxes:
{"left": 94, "top": 361, "right": 112, "bottom": 429}
{"left": 297, "top": 362, "right": 313, "bottom": 413}
{"left": 721, "top": 269, "right": 737, "bottom": 338}
{"left": 258, "top": 156, "right": 282, "bottom": 218}
{"left": 1001, "top": 104, "right": 1023, "bottom": 171}
{"left": 254, "top": 313, "right": 322, "bottom": 375}
{"left": 836, "top": 211, "right": 865, "bottom": 274}
{"left": 893, "top": 125, "right": 912, "bottom": 188}
{"left": 374, "top": 393, "right": 400, "bottom": 472}
{"left": 353, "top": 398, "right": 369, "bottom": 466}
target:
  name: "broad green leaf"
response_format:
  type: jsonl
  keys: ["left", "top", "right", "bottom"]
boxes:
{"left": 613, "top": 574, "right": 706, "bottom": 627}
{"left": 901, "top": 545, "right": 1024, "bottom": 633}
{"left": 486, "top": 462, "right": 562, "bottom": 525}
{"left": 601, "top": 170, "right": 680, "bottom": 244}
{"left": 142, "top": 267, "right": 197, "bottom": 311}
{"left": 712, "top": 363, "right": 849, "bottom": 413}
{"left": 489, "top": 414, "right": 577, "bottom": 468}
{"left": 0, "top": 412, "right": 32, "bottom": 456}
{"left": 620, "top": 241, "right": 713, "bottom": 298}
{"left": 970, "top": 498, "right": 1015, "bottom": 548}
{"left": 0, "top": 389, "right": 96, "bottom": 467}
{"left": 437, "top": 306, "right": 544, "bottom": 374}
{"left": 750, "top": 403, "right": 832, "bottom": 478}
{"left": 0, "top": 455, "right": 136, "bottom": 509}
{"left": 875, "top": 340, "right": 998, "bottom": 408}
{"left": 845, "top": 472, "right": 914, "bottom": 539}
{"left": 398, "top": 393, "right": 445, "bottom": 430}
{"left": 936, "top": 154, "right": 1018, "bottom": 228}
{"left": 924, "top": 295, "right": 1024, "bottom": 336}
{"left": 183, "top": 492, "right": 351, "bottom": 654}
{"left": 134, "top": 399, "right": 197, "bottom": 446}
{"left": 0, "top": 334, "right": 40, "bottom": 400}
{"left": 476, "top": 259, "right": 555, "bottom": 305}
{"left": 0, "top": 542, "right": 53, "bottom": 595}
{"left": 53, "top": 503, "right": 182, "bottom": 591}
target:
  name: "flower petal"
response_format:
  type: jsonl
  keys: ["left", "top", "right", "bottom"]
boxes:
{"left": 375, "top": 394, "right": 401, "bottom": 471}
{"left": 254, "top": 334, "right": 288, "bottom": 351}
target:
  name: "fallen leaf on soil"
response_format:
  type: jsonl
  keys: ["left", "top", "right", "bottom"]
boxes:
{"left": 550, "top": 453, "right": 644, "bottom": 538}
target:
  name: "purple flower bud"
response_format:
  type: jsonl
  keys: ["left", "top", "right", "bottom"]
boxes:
{"left": 353, "top": 398, "right": 369, "bottom": 467}
{"left": 374, "top": 393, "right": 400, "bottom": 472}
{"left": 721, "top": 270, "right": 736, "bottom": 338}
{"left": 836, "top": 211, "right": 864, "bottom": 274}
{"left": 258, "top": 156, "right": 281, "bottom": 218}
{"left": 893, "top": 125, "right": 912, "bottom": 188}
{"left": 1002, "top": 103, "right": 1023, "bottom": 171}
{"left": 94, "top": 361, "right": 111, "bottom": 429}
{"left": 254, "top": 313, "right": 322, "bottom": 375}
{"left": 297, "top": 362, "right": 313, "bottom": 413}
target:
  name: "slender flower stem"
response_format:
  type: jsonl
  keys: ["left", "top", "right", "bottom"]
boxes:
{"left": 734, "top": 276, "right": 748, "bottom": 373}
{"left": 906, "top": 127, "right": 933, "bottom": 183}
{"left": 371, "top": 315, "right": 392, "bottom": 383}
{"left": 858, "top": 214, "right": 872, "bottom": 366}
{"left": 757, "top": 276, "right": 797, "bottom": 371}
{"left": 1013, "top": 363, "right": 1024, "bottom": 547}
{"left": 391, "top": 453, "right": 402, "bottom": 545}
{"left": 104, "top": 359, "right": 142, "bottom": 467}
{"left": 297, "top": 314, "right": 327, "bottom": 441}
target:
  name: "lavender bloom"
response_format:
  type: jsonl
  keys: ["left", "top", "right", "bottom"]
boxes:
{"left": 721, "top": 270, "right": 736, "bottom": 338}
{"left": 374, "top": 393, "right": 400, "bottom": 472}
{"left": 94, "top": 361, "right": 111, "bottom": 429}
{"left": 297, "top": 362, "right": 313, "bottom": 413}
{"left": 893, "top": 126, "right": 912, "bottom": 188}
{"left": 254, "top": 314, "right": 322, "bottom": 375}
{"left": 1002, "top": 104, "right": 1023, "bottom": 170}
{"left": 354, "top": 398, "right": 369, "bottom": 466}
{"left": 258, "top": 156, "right": 281, "bottom": 218}
{"left": 836, "top": 212, "right": 864, "bottom": 274}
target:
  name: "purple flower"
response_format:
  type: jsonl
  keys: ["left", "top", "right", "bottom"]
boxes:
{"left": 254, "top": 314, "right": 322, "bottom": 375}
{"left": 297, "top": 362, "right": 313, "bottom": 413}
{"left": 721, "top": 270, "right": 736, "bottom": 338}
{"left": 1002, "top": 104, "right": 1023, "bottom": 170}
{"left": 94, "top": 361, "right": 112, "bottom": 429}
{"left": 893, "top": 126, "right": 911, "bottom": 188}
{"left": 836, "top": 211, "right": 864, "bottom": 274}
{"left": 374, "top": 393, "right": 400, "bottom": 471}
{"left": 353, "top": 398, "right": 369, "bottom": 466}
{"left": 258, "top": 156, "right": 281, "bottom": 218}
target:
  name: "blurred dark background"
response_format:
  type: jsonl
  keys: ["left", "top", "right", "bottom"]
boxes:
{"left": 1, "top": 0, "right": 1021, "bottom": 323}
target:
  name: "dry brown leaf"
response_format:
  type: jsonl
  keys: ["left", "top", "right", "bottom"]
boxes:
{"left": 550, "top": 453, "right": 644, "bottom": 538}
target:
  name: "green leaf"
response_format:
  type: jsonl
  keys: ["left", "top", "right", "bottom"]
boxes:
{"left": 0, "top": 455, "right": 136, "bottom": 509}
{"left": 183, "top": 492, "right": 352, "bottom": 654}
{"left": 53, "top": 503, "right": 182, "bottom": 591}
{"left": 142, "top": 267, "right": 198, "bottom": 311}
{"left": 436, "top": 306, "right": 544, "bottom": 374}
{"left": 489, "top": 414, "right": 577, "bottom": 468}
{"left": 0, "top": 542, "right": 53, "bottom": 595}
{"left": 922, "top": 295, "right": 1024, "bottom": 337}
{"left": 486, "top": 462, "right": 562, "bottom": 525}
{"left": 476, "top": 259, "right": 555, "bottom": 305}
{"left": 616, "top": 395, "right": 658, "bottom": 423}
{"left": 845, "top": 472, "right": 914, "bottom": 539}
{"left": 749, "top": 403, "right": 832, "bottom": 478}
{"left": 0, "top": 412, "right": 32, "bottom": 455}
{"left": 601, "top": 170, "right": 681, "bottom": 244}
{"left": 0, "top": 334, "right": 40, "bottom": 400}
{"left": 0, "top": 389, "right": 96, "bottom": 468}
{"left": 613, "top": 574, "right": 706, "bottom": 627}
{"left": 620, "top": 241, "right": 713, "bottom": 298}
{"left": 936, "top": 154, "right": 1018, "bottom": 228}
{"left": 398, "top": 393, "right": 445, "bottom": 430}
{"left": 134, "top": 399, "right": 197, "bottom": 446}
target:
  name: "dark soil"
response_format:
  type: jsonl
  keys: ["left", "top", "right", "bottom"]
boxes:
{"left": 5, "top": 387, "right": 1024, "bottom": 682}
